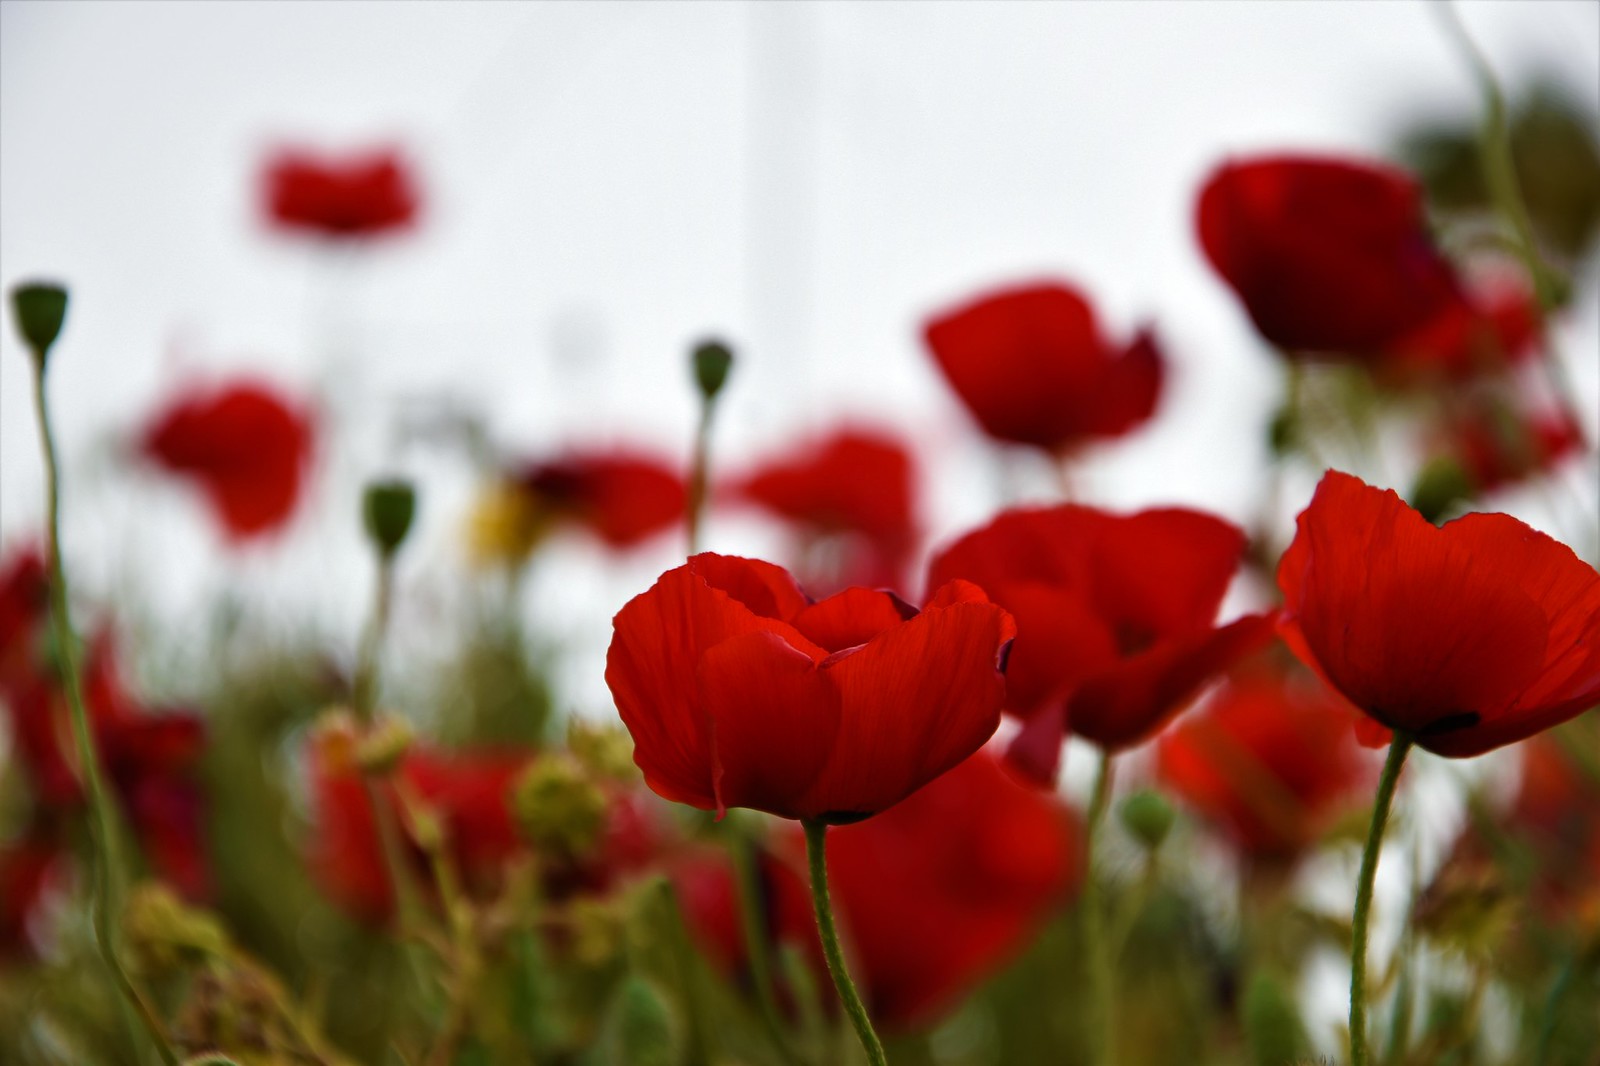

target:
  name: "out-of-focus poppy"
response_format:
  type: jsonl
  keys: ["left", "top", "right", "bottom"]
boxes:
{"left": 728, "top": 426, "right": 919, "bottom": 593}
{"left": 469, "top": 451, "right": 685, "bottom": 567}
{"left": 1197, "top": 155, "right": 1464, "bottom": 358}
{"left": 928, "top": 506, "right": 1272, "bottom": 783}
{"left": 307, "top": 741, "right": 535, "bottom": 924}
{"left": 1388, "top": 274, "right": 1543, "bottom": 380}
{"left": 0, "top": 832, "right": 61, "bottom": 957}
{"left": 606, "top": 553, "right": 1015, "bottom": 823}
{"left": 0, "top": 548, "right": 211, "bottom": 919}
{"left": 1157, "top": 660, "right": 1375, "bottom": 862}
{"left": 921, "top": 281, "right": 1163, "bottom": 453}
{"left": 678, "top": 748, "right": 1079, "bottom": 1031}
{"left": 263, "top": 148, "right": 419, "bottom": 239}
{"left": 1277, "top": 470, "right": 1600, "bottom": 758}
{"left": 1442, "top": 403, "right": 1585, "bottom": 495}
{"left": 140, "top": 380, "right": 315, "bottom": 543}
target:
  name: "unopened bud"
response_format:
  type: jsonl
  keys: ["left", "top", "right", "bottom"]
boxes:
{"left": 512, "top": 753, "right": 608, "bottom": 860}
{"left": 10, "top": 282, "right": 68, "bottom": 364}
{"left": 1410, "top": 455, "right": 1474, "bottom": 525}
{"left": 567, "top": 719, "right": 640, "bottom": 782}
{"left": 1119, "top": 790, "right": 1176, "bottom": 852}
{"left": 363, "top": 478, "right": 417, "bottom": 557}
{"left": 1242, "top": 968, "right": 1310, "bottom": 1066}
{"left": 124, "top": 882, "right": 229, "bottom": 975}
{"left": 355, "top": 714, "right": 414, "bottom": 775}
{"left": 691, "top": 339, "right": 733, "bottom": 403}
{"left": 601, "top": 975, "right": 682, "bottom": 1066}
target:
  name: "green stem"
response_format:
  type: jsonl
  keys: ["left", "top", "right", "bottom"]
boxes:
{"left": 728, "top": 823, "right": 802, "bottom": 1065}
{"left": 1350, "top": 733, "right": 1413, "bottom": 1066}
{"left": 31, "top": 363, "right": 180, "bottom": 1065}
{"left": 1082, "top": 749, "right": 1115, "bottom": 1066}
{"left": 353, "top": 552, "right": 395, "bottom": 723}
{"left": 686, "top": 403, "right": 713, "bottom": 555}
{"left": 802, "top": 820, "right": 886, "bottom": 1066}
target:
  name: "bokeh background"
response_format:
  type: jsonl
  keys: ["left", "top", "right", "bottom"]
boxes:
{"left": 2, "top": 3, "right": 1598, "bottom": 1056}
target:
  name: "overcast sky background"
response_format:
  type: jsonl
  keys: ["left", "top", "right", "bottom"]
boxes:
{"left": 3, "top": 1, "right": 1598, "bottom": 1050}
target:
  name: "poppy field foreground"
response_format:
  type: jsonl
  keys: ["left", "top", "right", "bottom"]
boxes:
{"left": 4, "top": 9, "right": 1600, "bottom": 1066}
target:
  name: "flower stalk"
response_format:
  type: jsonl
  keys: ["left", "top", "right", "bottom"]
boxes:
{"left": 1082, "top": 749, "right": 1116, "bottom": 1066}
{"left": 21, "top": 289, "right": 180, "bottom": 1066}
{"left": 802, "top": 819, "right": 887, "bottom": 1066}
{"left": 1349, "top": 732, "right": 1413, "bottom": 1066}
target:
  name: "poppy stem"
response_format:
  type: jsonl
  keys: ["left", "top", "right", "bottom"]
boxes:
{"left": 687, "top": 402, "right": 714, "bottom": 555}
{"left": 29, "top": 359, "right": 181, "bottom": 1066}
{"left": 1082, "top": 749, "right": 1116, "bottom": 1066}
{"left": 802, "top": 819, "right": 887, "bottom": 1066}
{"left": 1349, "top": 732, "right": 1412, "bottom": 1066}
{"left": 728, "top": 823, "right": 803, "bottom": 1065}
{"left": 353, "top": 550, "right": 395, "bottom": 724}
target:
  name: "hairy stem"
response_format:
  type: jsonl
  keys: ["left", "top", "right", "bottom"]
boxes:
{"left": 1350, "top": 733, "right": 1413, "bottom": 1066}
{"left": 802, "top": 820, "right": 886, "bottom": 1066}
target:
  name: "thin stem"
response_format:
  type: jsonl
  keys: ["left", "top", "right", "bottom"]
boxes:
{"left": 31, "top": 364, "right": 180, "bottom": 1065}
{"left": 686, "top": 404, "right": 713, "bottom": 555}
{"left": 802, "top": 820, "right": 886, "bottom": 1066}
{"left": 728, "top": 824, "right": 802, "bottom": 1065}
{"left": 353, "top": 552, "right": 396, "bottom": 723}
{"left": 1350, "top": 733, "right": 1413, "bottom": 1066}
{"left": 1082, "top": 749, "right": 1116, "bottom": 1066}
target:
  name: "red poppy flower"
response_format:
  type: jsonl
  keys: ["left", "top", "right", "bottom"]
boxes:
{"left": 0, "top": 606, "right": 210, "bottom": 904}
{"left": 1277, "top": 470, "right": 1600, "bottom": 758}
{"left": 728, "top": 426, "right": 919, "bottom": 593}
{"left": 1443, "top": 403, "right": 1585, "bottom": 495}
{"left": 922, "top": 281, "right": 1163, "bottom": 452}
{"left": 140, "top": 379, "right": 315, "bottom": 542}
{"left": 263, "top": 148, "right": 419, "bottom": 239}
{"left": 0, "top": 545, "right": 48, "bottom": 684}
{"left": 679, "top": 747, "right": 1079, "bottom": 1030}
{"left": 606, "top": 553, "right": 1016, "bottom": 823}
{"left": 1197, "top": 155, "right": 1464, "bottom": 357}
{"left": 307, "top": 742, "right": 535, "bottom": 923}
{"left": 1157, "top": 660, "right": 1375, "bottom": 861}
{"left": 0, "top": 831, "right": 62, "bottom": 956}
{"left": 517, "top": 451, "right": 686, "bottom": 549}
{"left": 928, "top": 505, "right": 1273, "bottom": 782}
{"left": 1388, "top": 274, "right": 1543, "bottom": 380}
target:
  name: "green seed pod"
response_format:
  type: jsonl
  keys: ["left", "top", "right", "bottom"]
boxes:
{"left": 363, "top": 479, "right": 417, "bottom": 557}
{"left": 691, "top": 338, "right": 734, "bottom": 402}
{"left": 1119, "top": 789, "right": 1177, "bottom": 852}
{"left": 10, "top": 282, "right": 69, "bottom": 364}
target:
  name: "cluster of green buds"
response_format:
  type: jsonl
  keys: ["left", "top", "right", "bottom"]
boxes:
{"left": 511, "top": 752, "right": 609, "bottom": 862}
{"left": 310, "top": 706, "right": 415, "bottom": 776}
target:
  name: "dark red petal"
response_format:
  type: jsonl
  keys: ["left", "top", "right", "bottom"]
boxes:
{"left": 607, "top": 559, "right": 822, "bottom": 810}
{"left": 698, "top": 631, "right": 841, "bottom": 818}
{"left": 1281, "top": 472, "right": 1551, "bottom": 739}
{"left": 1087, "top": 508, "right": 1247, "bottom": 647}
{"left": 1068, "top": 612, "right": 1276, "bottom": 752}
{"left": 798, "top": 591, "right": 1013, "bottom": 818}
{"left": 987, "top": 581, "right": 1118, "bottom": 716}
{"left": 1004, "top": 702, "right": 1069, "bottom": 785}
{"left": 790, "top": 587, "right": 913, "bottom": 654}
{"left": 1073, "top": 328, "right": 1165, "bottom": 440}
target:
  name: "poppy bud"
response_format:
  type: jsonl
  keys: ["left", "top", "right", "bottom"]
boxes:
{"left": 511, "top": 753, "right": 608, "bottom": 860}
{"left": 1119, "top": 790, "right": 1176, "bottom": 851}
{"left": 124, "top": 882, "right": 229, "bottom": 976}
{"left": 9, "top": 282, "right": 68, "bottom": 365}
{"left": 691, "top": 338, "right": 734, "bottom": 402}
{"left": 354, "top": 714, "right": 414, "bottom": 776}
{"left": 1241, "top": 969, "right": 1310, "bottom": 1066}
{"left": 600, "top": 975, "right": 682, "bottom": 1066}
{"left": 567, "top": 719, "right": 640, "bottom": 782}
{"left": 364, "top": 479, "right": 417, "bottom": 558}
{"left": 1409, "top": 455, "right": 1474, "bottom": 524}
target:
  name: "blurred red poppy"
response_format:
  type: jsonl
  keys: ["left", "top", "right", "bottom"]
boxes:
{"left": 1277, "top": 470, "right": 1600, "bottom": 758}
{"left": 1157, "top": 660, "right": 1375, "bottom": 862}
{"left": 140, "top": 380, "right": 315, "bottom": 542}
{"left": 263, "top": 148, "right": 419, "bottom": 239}
{"left": 928, "top": 506, "right": 1272, "bottom": 782}
{"left": 518, "top": 452, "right": 686, "bottom": 549}
{"left": 678, "top": 748, "right": 1079, "bottom": 1031}
{"left": 606, "top": 553, "right": 1015, "bottom": 822}
{"left": 729, "top": 426, "right": 919, "bottom": 593}
{"left": 1388, "top": 274, "right": 1543, "bottom": 380}
{"left": 922, "top": 281, "right": 1163, "bottom": 452}
{"left": 1197, "top": 155, "right": 1464, "bottom": 358}
{"left": 1443, "top": 403, "right": 1585, "bottom": 494}
{"left": 0, "top": 548, "right": 210, "bottom": 916}
{"left": 307, "top": 742, "right": 534, "bottom": 923}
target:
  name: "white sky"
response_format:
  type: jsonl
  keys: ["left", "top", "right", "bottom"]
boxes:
{"left": 3, "top": 0, "right": 1596, "bottom": 671}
